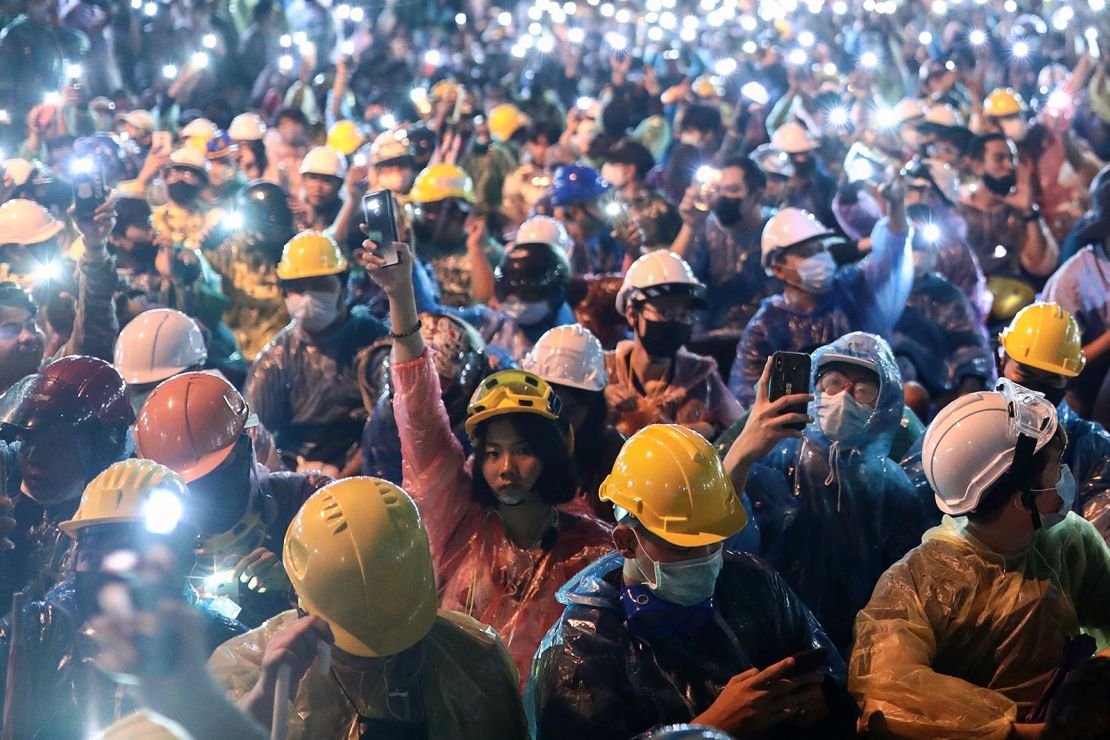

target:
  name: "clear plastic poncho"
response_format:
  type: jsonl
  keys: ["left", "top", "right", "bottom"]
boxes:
{"left": 744, "top": 333, "right": 931, "bottom": 653}
{"left": 209, "top": 609, "right": 527, "bottom": 740}
{"left": 849, "top": 513, "right": 1110, "bottom": 739}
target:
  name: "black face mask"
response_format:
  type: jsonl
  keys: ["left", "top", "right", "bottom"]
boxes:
{"left": 167, "top": 181, "right": 203, "bottom": 206}
{"left": 638, "top": 319, "right": 692, "bottom": 359}
{"left": 792, "top": 157, "right": 816, "bottom": 177}
{"left": 713, "top": 196, "right": 744, "bottom": 226}
{"left": 982, "top": 173, "right": 1016, "bottom": 196}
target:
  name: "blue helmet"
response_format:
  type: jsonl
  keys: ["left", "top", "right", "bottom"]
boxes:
{"left": 551, "top": 164, "right": 610, "bottom": 206}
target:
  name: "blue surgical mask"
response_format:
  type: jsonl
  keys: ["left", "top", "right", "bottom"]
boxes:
{"left": 796, "top": 252, "right": 836, "bottom": 294}
{"left": 624, "top": 537, "right": 723, "bottom": 606}
{"left": 817, "top": 390, "right": 872, "bottom": 442}
{"left": 1039, "top": 464, "right": 1076, "bottom": 530}
{"left": 501, "top": 297, "right": 551, "bottom": 326}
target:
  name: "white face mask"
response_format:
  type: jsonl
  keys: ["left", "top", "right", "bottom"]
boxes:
{"left": 1000, "top": 118, "right": 1029, "bottom": 142}
{"left": 679, "top": 131, "right": 705, "bottom": 148}
{"left": 377, "top": 171, "right": 408, "bottom": 193}
{"left": 817, "top": 390, "right": 873, "bottom": 441}
{"left": 1038, "top": 464, "right": 1076, "bottom": 530}
{"left": 286, "top": 289, "right": 341, "bottom": 332}
{"left": 795, "top": 252, "right": 836, "bottom": 294}
{"left": 501, "top": 297, "right": 551, "bottom": 326}
{"left": 600, "top": 163, "right": 627, "bottom": 189}
{"left": 624, "top": 538, "right": 724, "bottom": 606}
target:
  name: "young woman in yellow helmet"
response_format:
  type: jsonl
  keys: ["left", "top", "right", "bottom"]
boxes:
{"left": 361, "top": 236, "right": 612, "bottom": 686}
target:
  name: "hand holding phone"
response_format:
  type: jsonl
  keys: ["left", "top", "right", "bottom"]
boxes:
{"left": 361, "top": 189, "right": 400, "bottom": 266}
{"left": 769, "top": 351, "right": 813, "bottom": 431}
{"left": 786, "top": 647, "right": 829, "bottom": 676}
{"left": 151, "top": 130, "right": 172, "bottom": 153}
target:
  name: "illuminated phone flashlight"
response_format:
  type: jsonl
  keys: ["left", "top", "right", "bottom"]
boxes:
{"left": 340, "top": 39, "right": 355, "bottom": 56}
{"left": 787, "top": 48, "right": 808, "bottom": 66}
{"left": 64, "top": 62, "right": 83, "bottom": 81}
{"left": 498, "top": 10, "right": 512, "bottom": 25}
{"left": 299, "top": 41, "right": 316, "bottom": 58}
{"left": 694, "top": 166, "right": 721, "bottom": 212}
{"left": 875, "top": 105, "right": 899, "bottom": 130}
{"left": 859, "top": 51, "right": 880, "bottom": 69}
{"left": 279, "top": 54, "right": 294, "bottom": 73}
{"left": 348, "top": 6, "right": 364, "bottom": 22}
{"left": 568, "top": 27, "right": 585, "bottom": 44}
{"left": 279, "top": 34, "right": 292, "bottom": 48}
{"left": 827, "top": 106, "right": 850, "bottom": 128}
{"left": 922, "top": 223, "right": 942, "bottom": 243}
{"left": 604, "top": 201, "right": 623, "bottom": 219}
{"left": 848, "top": 158, "right": 874, "bottom": 183}
{"left": 379, "top": 112, "right": 397, "bottom": 129}
{"left": 424, "top": 49, "right": 442, "bottom": 67}
{"left": 336, "top": 3, "right": 350, "bottom": 19}
{"left": 71, "top": 156, "right": 96, "bottom": 175}
{"left": 1051, "top": 7, "right": 1072, "bottom": 31}
{"left": 190, "top": 51, "right": 209, "bottom": 69}
{"left": 32, "top": 259, "right": 63, "bottom": 283}
{"left": 455, "top": 12, "right": 467, "bottom": 24}
{"left": 203, "top": 569, "right": 236, "bottom": 593}
{"left": 968, "top": 29, "right": 987, "bottom": 46}
{"left": 162, "top": 64, "right": 178, "bottom": 79}
{"left": 223, "top": 211, "right": 244, "bottom": 230}
{"left": 714, "top": 57, "right": 737, "bottom": 76}
{"left": 202, "top": 33, "right": 217, "bottom": 49}
{"left": 143, "top": 488, "right": 184, "bottom": 534}
{"left": 1084, "top": 28, "right": 1099, "bottom": 57}
{"left": 292, "top": 31, "right": 308, "bottom": 46}
{"left": 43, "top": 91, "right": 61, "bottom": 106}
{"left": 1046, "top": 88, "right": 1072, "bottom": 115}
{"left": 576, "top": 96, "right": 595, "bottom": 110}
{"left": 740, "top": 81, "right": 769, "bottom": 106}
{"left": 143, "top": 1, "right": 157, "bottom": 16}
{"left": 798, "top": 31, "right": 816, "bottom": 48}
{"left": 919, "top": 31, "right": 933, "bottom": 45}
{"left": 536, "top": 35, "right": 555, "bottom": 53}
{"left": 0, "top": 110, "right": 10, "bottom": 125}
{"left": 1011, "top": 40, "right": 1030, "bottom": 59}
{"left": 130, "top": 0, "right": 141, "bottom": 8}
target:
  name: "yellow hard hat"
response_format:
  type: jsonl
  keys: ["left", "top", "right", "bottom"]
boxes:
{"left": 1000, "top": 302, "right": 1086, "bottom": 377}
{"left": 408, "top": 163, "right": 477, "bottom": 204}
{"left": 692, "top": 75, "right": 724, "bottom": 99}
{"left": 327, "top": 120, "right": 363, "bottom": 156}
{"left": 986, "top": 275, "right": 1036, "bottom": 324}
{"left": 430, "top": 79, "right": 460, "bottom": 101}
{"left": 276, "top": 231, "right": 348, "bottom": 280}
{"left": 464, "top": 369, "right": 572, "bottom": 449}
{"left": 488, "top": 103, "right": 528, "bottom": 143}
{"left": 95, "top": 710, "right": 191, "bottom": 740}
{"left": 283, "top": 477, "right": 438, "bottom": 658}
{"left": 61, "top": 458, "right": 189, "bottom": 537}
{"left": 599, "top": 424, "right": 747, "bottom": 547}
{"left": 983, "top": 88, "right": 1027, "bottom": 118}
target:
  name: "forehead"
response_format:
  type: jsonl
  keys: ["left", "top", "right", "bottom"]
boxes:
{"left": 0, "top": 305, "right": 31, "bottom": 324}
{"left": 984, "top": 140, "right": 1014, "bottom": 158}
{"left": 484, "top": 418, "right": 523, "bottom": 445}
{"left": 719, "top": 166, "right": 746, "bottom": 188}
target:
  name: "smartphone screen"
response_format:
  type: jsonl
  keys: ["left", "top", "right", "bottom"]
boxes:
{"left": 361, "top": 189, "right": 400, "bottom": 266}
{"left": 72, "top": 160, "right": 106, "bottom": 220}
{"left": 787, "top": 647, "right": 828, "bottom": 675}
{"left": 769, "top": 351, "right": 812, "bottom": 431}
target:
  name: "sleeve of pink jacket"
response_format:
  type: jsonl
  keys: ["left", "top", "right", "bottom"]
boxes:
{"left": 392, "top": 349, "right": 478, "bottom": 566}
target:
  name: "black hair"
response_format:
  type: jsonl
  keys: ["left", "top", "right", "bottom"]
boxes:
{"left": 241, "top": 139, "right": 269, "bottom": 175}
{"left": 273, "top": 107, "right": 308, "bottom": 128}
{"left": 0, "top": 282, "right": 35, "bottom": 317}
{"left": 607, "top": 139, "right": 655, "bottom": 180}
{"left": 968, "top": 132, "right": 1008, "bottom": 162}
{"left": 967, "top": 424, "right": 1067, "bottom": 523}
{"left": 679, "top": 104, "right": 723, "bottom": 135}
{"left": 721, "top": 155, "right": 767, "bottom": 193}
{"left": 1044, "top": 657, "right": 1110, "bottom": 740}
{"left": 252, "top": 0, "right": 274, "bottom": 22}
{"left": 111, "top": 197, "right": 153, "bottom": 236}
{"left": 525, "top": 120, "right": 563, "bottom": 145}
{"left": 470, "top": 414, "right": 578, "bottom": 507}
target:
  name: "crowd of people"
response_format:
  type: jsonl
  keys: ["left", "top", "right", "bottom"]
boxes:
{"left": 1, "top": 0, "right": 1110, "bottom": 736}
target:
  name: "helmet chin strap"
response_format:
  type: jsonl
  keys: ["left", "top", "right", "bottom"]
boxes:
{"left": 1013, "top": 433, "right": 1043, "bottom": 531}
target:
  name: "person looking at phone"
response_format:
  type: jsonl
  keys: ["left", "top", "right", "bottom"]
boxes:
{"left": 606, "top": 249, "right": 741, "bottom": 440}
{"left": 743, "top": 333, "right": 929, "bottom": 654}
{"left": 850, "top": 380, "right": 1110, "bottom": 740}
{"left": 208, "top": 476, "right": 528, "bottom": 738}
{"left": 728, "top": 178, "right": 912, "bottom": 408}
{"left": 246, "top": 231, "right": 387, "bottom": 476}
{"left": 362, "top": 237, "right": 612, "bottom": 686}
{"left": 0, "top": 459, "right": 248, "bottom": 738}
{"left": 528, "top": 397, "right": 855, "bottom": 738}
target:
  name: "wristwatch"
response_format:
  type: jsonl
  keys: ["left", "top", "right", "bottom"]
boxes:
{"left": 1022, "top": 205, "right": 1041, "bottom": 222}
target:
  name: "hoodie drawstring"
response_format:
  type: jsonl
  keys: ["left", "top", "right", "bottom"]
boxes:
{"left": 825, "top": 441, "right": 845, "bottom": 512}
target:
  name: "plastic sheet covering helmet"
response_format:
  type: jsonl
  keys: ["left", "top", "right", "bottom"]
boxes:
{"left": 522, "top": 324, "right": 608, "bottom": 392}
{"left": 0, "top": 355, "right": 133, "bottom": 433}
{"left": 526, "top": 551, "right": 854, "bottom": 739}
{"left": 113, "top": 308, "right": 207, "bottom": 385}
{"left": 849, "top": 513, "right": 1110, "bottom": 740}
{"left": 209, "top": 608, "right": 527, "bottom": 739}
{"left": 742, "top": 333, "right": 929, "bottom": 652}
{"left": 494, "top": 241, "right": 571, "bottom": 305}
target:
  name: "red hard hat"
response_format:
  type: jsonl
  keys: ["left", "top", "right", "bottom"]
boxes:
{"left": 0, "top": 355, "right": 133, "bottom": 432}
{"left": 135, "top": 371, "right": 250, "bottom": 482}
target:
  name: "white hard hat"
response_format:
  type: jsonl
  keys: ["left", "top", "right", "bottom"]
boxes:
{"left": 114, "top": 308, "right": 208, "bottom": 385}
{"left": 179, "top": 117, "right": 217, "bottom": 140}
{"left": 228, "top": 112, "right": 267, "bottom": 142}
{"left": 923, "top": 379, "right": 1059, "bottom": 515}
{"left": 750, "top": 144, "right": 795, "bottom": 178}
{"left": 300, "top": 146, "right": 348, "bottom": 179}
{"left": 515, "top": 216, "right": 572, "bottom": 254}
{"left": 0, "top": 198, "right": 64, "bottom": 245}
{"left": 922, "top": 158, "right": 960, "bottom": 205}
{"left": 760, "top": 207, "right": 833, "bottom": 275}
{"left": 3, "top": 158, "right": 36, "bottom": 187}
{"left": 770, "top": 121, "right": 817, "bottom": 154}
{"left": 168, "top": 147, "right": 208, "bottom": 171}
{"left": 921, "top": 104, "right": 965, "bottom": 128}
{"left": 369, "top": 130, "right": 411, "bottom": 165}
{"left": 121, "top": 109, "right": 155, "bottom": 133}
{"left": 521, "top": 324, "right": 608, "bottom": 392}
{"left": 615, "top": 250, "right": 706, "bottom": 314}
{"left": 892, "top": 98, "right": 928, "bottom": 126}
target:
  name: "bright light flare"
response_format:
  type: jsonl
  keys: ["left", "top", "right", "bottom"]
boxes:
{"left": 223, "top": 211, "right": 244, "bottom": 230}
{"left": 64, "top": 62, "right": 83, "bottom": 80}
{"left": 859, "top": 51, "right": 880, "bottom": 69}
{"left": 190, "top": 51, "right": 209, "bottom": 69}
{"left": 969, "top": 29, "right": 987, "bottom": 46}
{"left": 714, "top": 58, "right": 738, "bottom": 76}
{"left": 827, "top": 106, "right": 850, "bottom": 127}
{"left": 788, "top": 48, "right": 808, "bottom": 65}
{"left": 740, "top": 81, "right": 769, "bottom": 105}
{"left": 32, "top": 259, "right": 63, "bottom": 283}
{"left": 162, "top": 64, "right": 178, "bottom": 79}
{"left": 202, "top": 33, "right": 217, "bottom": 49}
{"left": 42, "top": 91, "right": 61, "bottom": 106}
{"left": 922, "top": 223, "right": 942, "bottom": 243}
{"left": 1011, "top": 40, "right": 1030, "bottom": 59}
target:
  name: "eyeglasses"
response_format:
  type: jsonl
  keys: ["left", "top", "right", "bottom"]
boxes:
{"left": 817, "top": 370, "right": 879, "bottom": 405}
{"left": 640, "top": 304, "right": 696, "bottom": 323}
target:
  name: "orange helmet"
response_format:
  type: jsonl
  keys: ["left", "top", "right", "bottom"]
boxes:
{"left": 136, "top": 372, "right": 249, "bottom": 482}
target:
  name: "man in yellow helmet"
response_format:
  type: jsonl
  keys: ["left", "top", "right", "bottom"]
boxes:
{"left": 209, "top": 476, "right": 527, "bottom": 739}
{"left": 528, "top": 365, "right": 855, "bottom": 739}
{"left": 0, "top": 459, "right": 246, "bottom": 738}
{"left": 996, "top": 303, "right": 1110, "bottom": 541}
{"left": 246, "top": 231, "right": 387, "bottom": 475}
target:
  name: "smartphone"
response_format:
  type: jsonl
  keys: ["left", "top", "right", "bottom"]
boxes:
{"left": 787, "top": 647, "right": 828, "bottom": 675}
{"left": 768, "top": 351, "right": 812, "bottom": 431}
{"left": 152, "top": 130, "right": 172, "bottom": 152}
{"left": 71, "top": 157, "right": 107, "bottom": 220}
{"left": 361, "top": 189, "right": 400, "bottom": 266}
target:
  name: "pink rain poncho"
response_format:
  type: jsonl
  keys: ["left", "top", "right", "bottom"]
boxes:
{"left": 392, "top": 350, "right": 613, "bottom": 684}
